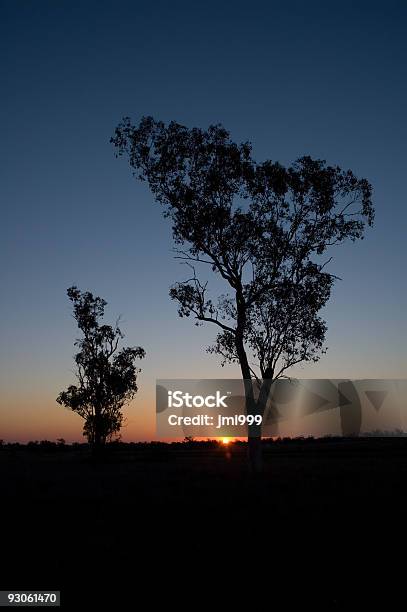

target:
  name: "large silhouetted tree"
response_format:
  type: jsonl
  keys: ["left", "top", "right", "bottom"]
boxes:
{"left": 57, "top": 286, "right": 145, "bottom": 451}
{"left": 112, "top": 116, "right": 374, "bottom": 471}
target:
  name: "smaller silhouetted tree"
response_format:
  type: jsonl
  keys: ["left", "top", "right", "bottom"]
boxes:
{"left": 57, "top": 286, "right": 145, "bottom": 451}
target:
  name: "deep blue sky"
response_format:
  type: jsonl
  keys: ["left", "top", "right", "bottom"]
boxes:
{"left": 1, "top": 0, "right": 406, "bottom": 440}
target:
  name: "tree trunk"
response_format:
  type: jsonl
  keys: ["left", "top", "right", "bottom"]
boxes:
{"left": 235, "top": 320, "right": 266, "bottom": 474}
{"left": 243, "top": 379, "right": 263, "bottom": 473}
{"left": 92, "top": 411, "right": 103, "bottom": 458}
{"left": 247, "top": 421, "right": 263, "bottom": 474}
{"left": 245, "top": 375, "right": 274, "bottom": 474}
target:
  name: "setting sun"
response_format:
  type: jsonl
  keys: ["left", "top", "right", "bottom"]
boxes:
{"left": 222, "top": 438, "right": 231, "bottom": 445}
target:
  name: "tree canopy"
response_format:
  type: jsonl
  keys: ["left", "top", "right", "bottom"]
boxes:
{"left": 57, "top": 286, "right": 145, "bottom": 446}
{"left": 112, "top": 117, "right": 373, "bottom": 384}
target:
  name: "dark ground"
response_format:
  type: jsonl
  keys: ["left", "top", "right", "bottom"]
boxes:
{"left": 1, "top": 438, "right": 406, "bottom": 609}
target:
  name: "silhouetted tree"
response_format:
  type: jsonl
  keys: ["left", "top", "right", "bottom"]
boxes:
{"left": 112, "top": 117, "right": 374, "bottom": 471}
{"left": 57, "top": 286, "right": 145, "bottom": 452}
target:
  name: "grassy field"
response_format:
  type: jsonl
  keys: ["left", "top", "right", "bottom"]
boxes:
{"left": 1, "top": 438, "right": 406, "bottom": 608}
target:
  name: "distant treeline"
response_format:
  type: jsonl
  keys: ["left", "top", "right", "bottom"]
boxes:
{"left": 1, "top": 432, "right": 406, "bottom": 453}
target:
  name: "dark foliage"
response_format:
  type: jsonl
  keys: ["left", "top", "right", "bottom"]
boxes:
{"left": 57, "top": 286, "right": 145, "bottom": 447}
{"left": 112, "top": 117, "right": 374, "bottom": 469}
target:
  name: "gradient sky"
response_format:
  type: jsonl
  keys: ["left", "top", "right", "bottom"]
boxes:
{"left": 1, "top": 0, "right": 406, "bottom": 442}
